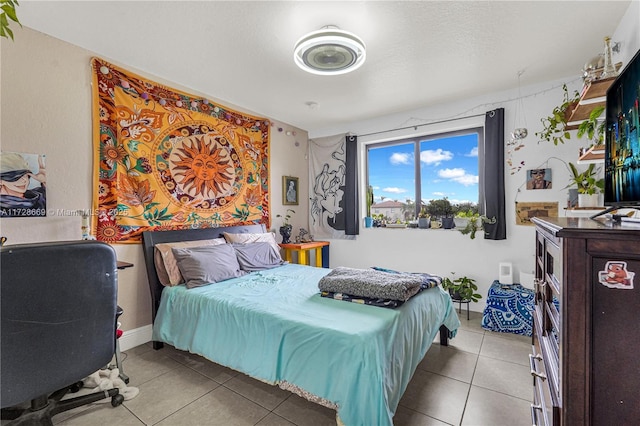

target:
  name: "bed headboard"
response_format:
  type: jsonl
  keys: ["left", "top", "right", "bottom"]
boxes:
{"left": 141, "top": 224, "right": 267, "bottom": 326}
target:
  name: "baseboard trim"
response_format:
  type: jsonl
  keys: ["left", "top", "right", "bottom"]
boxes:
{"left": 119, "top": 324, "right": 152, "bottom": 352}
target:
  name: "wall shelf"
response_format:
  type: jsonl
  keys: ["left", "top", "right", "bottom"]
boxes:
{"left": 576, "top": 143, "right": 605, "bottom": 164}
{"left": 565, "top": 76, "right": 616, "bottom": 130}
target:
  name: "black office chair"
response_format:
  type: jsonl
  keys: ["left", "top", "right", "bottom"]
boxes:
{"left": 1, "top": 240, "right": 124, "bottom": 426}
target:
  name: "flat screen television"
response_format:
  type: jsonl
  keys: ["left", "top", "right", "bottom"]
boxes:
{"left": 602, "top": 47, "right": 640, "bottom": 216}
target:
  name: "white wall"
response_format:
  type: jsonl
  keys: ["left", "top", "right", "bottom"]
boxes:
{"left": 0, "top": 27, "right": 309, "bottom": 332}
{"left": 310, "top": 2, "right": 639, "bottom": 313}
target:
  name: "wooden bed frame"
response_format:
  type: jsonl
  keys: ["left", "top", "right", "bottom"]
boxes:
{"left": 141, "top": 224, "right": 452, "bottom": 351}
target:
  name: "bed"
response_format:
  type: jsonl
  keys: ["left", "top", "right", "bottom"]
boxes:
{"left": 142, "top": 224, "right": 460, "bottom": 426}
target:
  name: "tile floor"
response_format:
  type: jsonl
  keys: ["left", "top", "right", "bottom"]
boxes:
{"left": 50, "top": 311, "right": 533, "bottom": 426}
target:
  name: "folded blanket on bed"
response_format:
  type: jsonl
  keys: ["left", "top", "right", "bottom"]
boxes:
{"left": 318, "top": 266, "right": 440, "bottom": 302}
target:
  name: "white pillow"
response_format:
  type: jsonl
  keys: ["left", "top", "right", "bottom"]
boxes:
{"left": 222, "top": 232, "right": 279, "bottom": 252}
{"left": 154, "top": 238, "right": 226, "bottom": 286}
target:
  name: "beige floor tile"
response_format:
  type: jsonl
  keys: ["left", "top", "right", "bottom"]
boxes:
{"left": 223, "top": 374, "right": 291, "bottom": 410}
{"left": 393, "top": 405, "right": 450, "bottom": 426}
{"left": 123, "top": 364, "right": 219, "bottom": 425}
{"left": 255, "top": 412, "right": 296, "bottom": 426}
{"left": 162, "top": 345, "right": 239, "bottom": 384}
{"left": 445, "top": 328, "right": 485, "bottom": 355}
{"left": 472, "top": 356, "right": 532, "bottom": 400}
{"left": 273, "top": 394, "right": 337, "bottom": 426}
{"left": 123, "top": 343, "right": 154, "bottom": 358}
{"left": 399, "top": 369, "right": 469, "bottom": 425}
{"left": 457, "top": 310, "right": 485, "bottom": 334}
{"left": 462, "top": 385, "right": 532, "bottom": 426}
{"left": 480, "top": 333, "right": 531, "bottom": 366}
{"left": 56, "top": 404, "right": 144, "bottom": 426}
{"left": 419, "top": 344, "right": 478, "bottom": 383}
{"left": 155, "top": 386, "right": 270, "bottom": 426}
{"left": 120, "top": 347, "right": 184, "bottom": 387}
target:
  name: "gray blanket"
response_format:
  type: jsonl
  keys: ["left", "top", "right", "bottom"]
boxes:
{"left": 318, "top": 267, "right": 427, "bottom": 301}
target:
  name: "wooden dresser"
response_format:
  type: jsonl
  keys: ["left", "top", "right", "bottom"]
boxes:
{"left": 531, "top": 217, "right": 640, "bottom": 425}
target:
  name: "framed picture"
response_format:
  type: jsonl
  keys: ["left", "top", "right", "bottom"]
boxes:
{"left": 515, "top": 201, "right": 558, "bottom": 226}
{"left": 526, "top": 168, "right": 552, "bottom": 190}
{"left": 283, "top": 176, "right": 299, "bottom": 205}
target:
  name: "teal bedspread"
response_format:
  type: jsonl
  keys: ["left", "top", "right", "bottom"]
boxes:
{"left": 153, "top": 263, "right": 460, "bottom": 426}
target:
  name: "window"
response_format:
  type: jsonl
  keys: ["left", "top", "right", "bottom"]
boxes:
{"left": 366, "top": 128, "right": 483, "bottom": 221}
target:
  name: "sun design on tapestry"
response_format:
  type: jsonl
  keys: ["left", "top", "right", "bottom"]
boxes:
{"left": 91, "top": 57, "right": 270, "bottom": 243}
{"left": 171, "top": 135, "right": 235, "bottom": 199}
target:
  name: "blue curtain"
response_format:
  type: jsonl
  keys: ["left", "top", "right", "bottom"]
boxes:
{"left": 483, "top": 108, "right": 506, "bottom": 240}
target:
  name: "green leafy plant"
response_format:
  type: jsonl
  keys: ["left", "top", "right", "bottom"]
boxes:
{"left": 418, "top": 206, "right": 430, "bottom": 218}
{"left": 566, "top": 162, "right": 604, "bottom": 195}
{"left": 577, "top": 105, "right": 605, "bottom": 144}
{"left": 276, "top": 209, "right": 295, "bottom": 227}
{"left": 1, "top": 0, "right": 21, "bottom": 40}
{"left": 426, "top": 197, "right": 453, "bottom": 218}
{"left": 441, "top": 274, "right": 482, "bottom": 303}
{"left": 365, "top": 185, "right": 374, "bottom": 217}
{"left": 458, "top": 214, "right": 497, "bottom": 240}
{"left": 536, "top": 84, "right": 580, "bottom": 145}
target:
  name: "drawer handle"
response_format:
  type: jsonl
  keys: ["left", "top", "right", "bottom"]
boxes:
{"left": 530, "top": 404, "right": 542, "bottom": 426}
{"left": 529, "top": 353, "right": 546, "bottom": 381}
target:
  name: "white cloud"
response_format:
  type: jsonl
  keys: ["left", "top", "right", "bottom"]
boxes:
{"left": 389, "top": 152, "right": 411, "bottom": 165}
{"left": 420, "top": 148, "right": 453, "bottom": 165}
{"left": 383, "top": 187, "right": 407, "bottom": 194}
{"left": 466, "top": 147, "right": 478, "bottom": 157}
{"left": 438, "top": 168, "right": 478, "bottom": 186}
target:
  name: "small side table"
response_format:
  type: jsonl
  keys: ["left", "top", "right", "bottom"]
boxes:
{"left": 279, "top": 241, "right": 330, "bottom": 268}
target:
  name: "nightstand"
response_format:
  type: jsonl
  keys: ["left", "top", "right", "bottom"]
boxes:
{"left": 278, "top": 241, "right": 329, "bottom": 268}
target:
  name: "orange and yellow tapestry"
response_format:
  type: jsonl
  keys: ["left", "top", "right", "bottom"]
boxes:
{"left": 91, "top": 58, "right": 270, "bottom": 243}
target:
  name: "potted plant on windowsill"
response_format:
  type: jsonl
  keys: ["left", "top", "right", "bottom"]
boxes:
{"left": 417, "top": 206, "right": 430, "bottom": 229}
{"left": 441, "top": 274, "right": 482, "bottom": 303}
{"left": 458, "top": 214, "right": 497, "bottom": 240}
{"left": 364, "top": 185, "right": 374, "bottom": 228}
{"left": 566, "top": 162, "right": 604, "bottom": 208}
{"left": 276, "top": 209, "right": 295, "bottom": 244}
{"left": 426, "top": 197, "right": 455, "bottom": 229}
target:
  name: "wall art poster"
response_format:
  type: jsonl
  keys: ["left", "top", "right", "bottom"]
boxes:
{"left": 91, "top": 58, "right": 270, "bottom": 243}
{"left": 0, "top": 151, "right": 47, "bottom": 217}
{"left": 598, "top": 261, "right": 635, "bottom": 289}
{"left": 526, "top": 168, "right": 552, "bottom": 190}
{"left": 515, "top": 201, "right": 558, "bottom": 226}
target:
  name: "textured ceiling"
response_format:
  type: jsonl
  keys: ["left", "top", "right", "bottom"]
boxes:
{"left": 17, "top": 1, "right": 631, "bottom": 135}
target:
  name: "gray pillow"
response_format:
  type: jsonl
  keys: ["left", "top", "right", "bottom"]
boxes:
{"left": 172, "top": 244, "right": 246, "bottom": 289}
{"left": 232, "top": 242, "right": 286, "bottom": 272}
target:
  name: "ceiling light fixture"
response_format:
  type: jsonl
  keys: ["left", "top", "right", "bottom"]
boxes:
{"left": 294, "top": 25, "right": 366, "bottom": 75}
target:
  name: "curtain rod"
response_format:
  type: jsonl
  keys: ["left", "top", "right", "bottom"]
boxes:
{"left": 356, "top": 112, "right": 486, "bottom": 138}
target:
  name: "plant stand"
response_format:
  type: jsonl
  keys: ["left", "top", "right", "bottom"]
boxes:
{"left": 451, "top": 296, "right": 471, "bottom": 321}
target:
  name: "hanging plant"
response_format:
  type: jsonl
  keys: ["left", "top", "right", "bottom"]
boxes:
{"left": 536, "top": 84, "right": 580, "bottom": 145}
{"left": 1, "top": 0, "right": 21, "bottom": 40}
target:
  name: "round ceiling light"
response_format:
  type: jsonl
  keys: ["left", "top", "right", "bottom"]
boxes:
{"left": 294, "top": 26, "right": 366, "bottom": 75}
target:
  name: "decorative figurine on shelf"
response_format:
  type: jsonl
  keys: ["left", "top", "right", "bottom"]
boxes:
{"left": 295, "top": 228, "right": 314, "bottom": 244}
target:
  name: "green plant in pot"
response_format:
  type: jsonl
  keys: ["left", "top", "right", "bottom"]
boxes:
{"left": 276, "top": 208, "right": 295, "bottom": 244}
{"left": 364, "top": 185, "right": 374, "bottom": 228}
{"left": 426, "top": 197, "right": 454, "bottom": 229}
{"left": 536, "top": 84, "right": 580, "bottom": 145}
{"left": 566, "top": 162, "right": 604, "bottom": 208}
{"left": 458, "top": 214, "right": 497, "bottom": 240}
{"left": 441, "top": 273, "right": 482, "bottom": 303}
{"left": 417, "top": 206, "right": 430, "bottom": 229}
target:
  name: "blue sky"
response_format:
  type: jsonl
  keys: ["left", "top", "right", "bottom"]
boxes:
{"left": 367, "top": 133, "right": 479, "bottom": 205}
